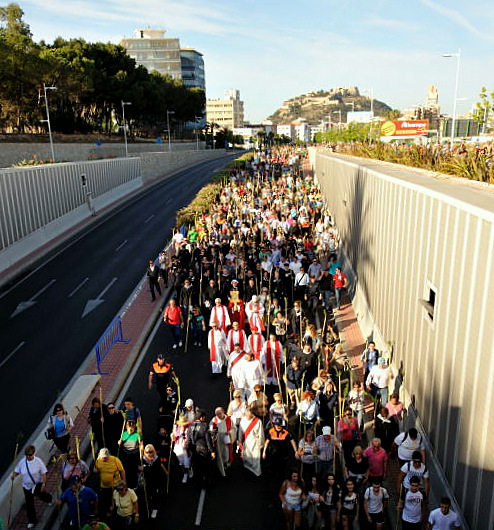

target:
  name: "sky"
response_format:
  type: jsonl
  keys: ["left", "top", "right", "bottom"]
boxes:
{"left": 16, "top": 0, "right": 494, "bottom": 123}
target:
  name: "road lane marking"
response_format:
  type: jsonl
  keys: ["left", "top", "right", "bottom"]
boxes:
{"left": 115, "top": 240, "right": 128, "bottom": 252}
{"left": 144, "top": 214, "right": 155, "bottom": 224}
{"left": 195, "top": 488, "right": 206, "bottom": 526}
{"left": 0, "top": 342, "right": 26, "bottom": 369}
{"left": 10, "top": 279, "right": 57, "bottom": 318}
{"left": 82, "top": 277, "right": 118, "bottom": 318}
{"left": 68, "top": 277, "right": 89, "bottom": 298}
{"left": 166, "top": 198, "right": 172, "bottom": 204}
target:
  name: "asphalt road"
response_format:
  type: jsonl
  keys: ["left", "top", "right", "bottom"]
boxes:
{"left": 0, "top": 154, "right": 236, "bottom": 477}
{"left": 124, "top": 321, "right": 288, "bottom": 530}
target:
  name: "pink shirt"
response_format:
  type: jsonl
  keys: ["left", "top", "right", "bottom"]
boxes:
{"left": 386, "top": 402, "right": 404, "bottom": 421}
{"left": 363, "top": 446, "right": 388, "bottom": 476}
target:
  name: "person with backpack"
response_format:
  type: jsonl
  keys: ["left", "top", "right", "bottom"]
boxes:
{"left": 363, "top": 480, "right": 389, "bottom": 530}
{"left": 393, "top": 428, "right": 426, "bottom": 467}
{"left": 397, "top": 451, "right": 430, "bottom": 500}
{"left": 186, "top": 410, "right": 215, "bottom": 486}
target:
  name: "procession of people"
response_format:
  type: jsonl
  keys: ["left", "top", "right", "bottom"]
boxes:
{"left": 10, "top": 147, "right": 459, "bottom": 530}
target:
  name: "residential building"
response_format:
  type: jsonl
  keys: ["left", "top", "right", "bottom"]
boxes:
{"left": 276, "top": 124, "right": 296, "bottom": 140}
{"left": 206, "top": 90, "right": 245, "bottom": 130}
{"left": 121, "top": 28, "right": 182, "bottom": 80}
{"left": 180, "top": 48, "right": 205, "bottom": 91}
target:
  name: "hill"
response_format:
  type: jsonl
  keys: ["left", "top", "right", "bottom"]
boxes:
{"left": 267, "top": 87, "right": 393, "bottom": 124}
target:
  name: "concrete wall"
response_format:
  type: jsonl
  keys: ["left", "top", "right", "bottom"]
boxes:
{"left": 0, "top": 141, "right": 206, "bottom": 168}
{"left": 314, "top": 150, "right": 494, "bottom": 530}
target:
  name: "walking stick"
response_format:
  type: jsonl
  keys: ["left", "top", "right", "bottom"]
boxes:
{"left": 299, "top": 311, "right": 303, "bottom": 349}
{"left": 75, "top": 484, "right": 81, "bottom": 530}
{"left": 7, "top": 434, "right": 23, "bottom": 528}
{"left": 89, "top": 430, "right": 96, "bottom": 463}
{"left": 167, "top": 376, "right": 181, "bottom": 494}
{"left": 138, "top": 426, "right": 150, "bottom": 519}
{"left": 184, "top": 293, "right": 191, "bottom": 353}
{"left": 99, "top": 384, "right": 106, "bottom": 449}
{"left": 117, "top": 411, "right": 128, "bottom": 459}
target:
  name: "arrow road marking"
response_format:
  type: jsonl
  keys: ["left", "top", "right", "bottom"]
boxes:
{"left": 82, "top": 277, "right": 118, "bottom": 318}
{"left": 115, "top": 240, "right": 128, "bottom": 252}
{"left": 10, "top": 279, "right": 57, "bottom": 318}
{"left": 68, "top": 277, "right": 89, "bottom": 298}
{"left": 0, "top": 342, "right": 26, "bottom": 369}
{"left": 144, "top": 214, "right": 154, "bottom": 224}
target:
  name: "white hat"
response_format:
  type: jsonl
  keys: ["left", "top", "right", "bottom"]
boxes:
{"left": 322, "top": 426, "right": 332, "bottom": 436}
{"left": 185, "top": 399, "right": 194, "bottom": 408}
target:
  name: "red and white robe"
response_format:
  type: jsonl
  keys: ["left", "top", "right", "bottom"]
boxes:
{"left": 208, "top": 328, "right": 228, "bottom": 373}
{"left": 239, "top": 416, "right": 264, "bottom": 476}
{"left": 209, "top": 304, "right": 231, "bottom": 332}
{"left": 248, "top": 332, "right": 266, "bottom": 360}
{"left": 260, "top": 340, "right": 283, "bottom": 386}
{"left": 209, "top": 415, "right": 236, "bottom": 476}
{"left": 228, "top": 300, "right": 246, "bottom": 330}
{"left": 245, "top": 301, "right": 265, "bottom": 332}
{"left": 227, "top": 328, "right": 250, "bottom": 354}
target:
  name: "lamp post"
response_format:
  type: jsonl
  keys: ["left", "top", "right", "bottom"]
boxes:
{"left": 195, "top": 115, "right": 202, "bottom": 151}
{"left": 442, "top": 49, "right": 461, "bottom": 141}
{"left": 167, "top": 110, "right": 175, "bottom": 152}
{"left": 43, "top": 84, "right": 57, "bottom": 162}
{"left": 121, "top": 101, "right": 131, "bottom": 157}
{"left": 364, "top": 88, "right": 374, "bottom": 140}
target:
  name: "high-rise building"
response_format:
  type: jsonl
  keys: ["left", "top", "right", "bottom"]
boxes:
{"left": 180, "top": 48, "right": 205, "bottom": 91}
{"left": 121, "top": 28, "right": 182, "bottom": 80}
{"left": 206, "top": 90, "right": 244, "bottom": 130}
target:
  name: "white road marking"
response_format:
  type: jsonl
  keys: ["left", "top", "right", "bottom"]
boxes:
{"left": 115, "top": 239, "right": 128, "bottom": 252}
{"left": 0, "top": 342, "right": 26, "bottom": 369}
{"left": 166, "top": 199, "right": 172, "bottom": 204}
{"left": 144, "top": 214, "right": 155, "bottom": 224}
{"left": 10, "top": 279, "right": 57, "bottom": 318}
{"left": 82, "top": 277, "right": 118, "bottom": 318}
{"left": 194, "top": 488, "right": 206, "bottom": 526}
{"left": 68, "top": 277, "right": 89, "bottom": 298}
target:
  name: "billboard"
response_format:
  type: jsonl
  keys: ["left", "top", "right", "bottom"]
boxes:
{"left": 380, "top": 120, "right": 429, "bottom": 137}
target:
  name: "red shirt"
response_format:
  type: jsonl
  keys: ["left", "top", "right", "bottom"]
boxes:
{"left": 333, "top": 272, "right": 347, "bottom": 289}
{"left": 164, "top": 305, "right": 182, "bottom": 325}
{"left": 363, "top": 446, "right": 388, "bottom": 476}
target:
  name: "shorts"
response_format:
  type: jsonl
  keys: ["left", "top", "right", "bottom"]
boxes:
{"left": 283, "top": 502, "right": 302, "bottom": 511}
{"left": 369, "top": 511, "right": 385, "bottom": 524}
{"left": 340, "top": 507, "right": 356, "bottom": 517}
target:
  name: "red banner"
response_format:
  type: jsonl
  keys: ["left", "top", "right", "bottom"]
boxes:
{"left": 380, "top": 120, "right": 429, "bottom": 137}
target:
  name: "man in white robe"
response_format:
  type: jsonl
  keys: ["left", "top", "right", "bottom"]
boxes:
{"left": 209, "top": 407, "right": 236, "bottom": 476}
{"left": 226, "top": 321, "right": 250, "bottom": 353}
{"left": 245, "top": 295, "right": 265, "bottom": 332}
{"left": 241, "top": 352, "right": 264, "bottom": 402}
{"left": 260, "top": 333, "right": 284, "bottom": 386}
{"left": 208, "top": 322, "right": 228, "bottom": 374}
{"left": 209, "top": 298, "right": 231, "bottom": 332}
{"left": 239, "top": 408, "right": 264, "bottom": 476}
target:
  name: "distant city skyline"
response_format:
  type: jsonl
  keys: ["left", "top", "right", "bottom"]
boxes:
{"left": 17, "top": 0, "right": 494, "bottom": 123}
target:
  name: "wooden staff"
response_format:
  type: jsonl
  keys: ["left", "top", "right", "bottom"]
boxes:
{"left": 7, "top": 434, "right": 23, "bottom": 527}
{"left": 117, "top": 411, "right": 127, "bottom": 459}
{"left": 99, "top": 385, "right": 106, "bottom": 449}
{"left": 299, "top": 311, "right": 303, "bottom": 349}
{"left": 137, "top": 424, "right": 150, "bottom": 518}
{"left": 167, "top": 376, "right": 181, "bottom": 493}
{"left": 184, "top": 291, "right": 192, "bottom": 353}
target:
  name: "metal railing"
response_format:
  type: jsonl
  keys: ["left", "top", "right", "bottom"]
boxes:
{"left": 92, "top": 315, "right": 130, "bottom": 374}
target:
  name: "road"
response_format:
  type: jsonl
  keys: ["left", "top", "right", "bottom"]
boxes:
{"left": 123, "top": 321, "right": 287, "bottom": 530}
{"left": 0, "top": 154, "right": 236, "bottom": 477}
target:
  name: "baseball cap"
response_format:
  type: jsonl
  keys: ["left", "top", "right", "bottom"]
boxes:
{"left": 185, "top": 399, "right": 194, "bottom": 407}
{"left": 322, "top": 426, "right": 332, "bottom": 436}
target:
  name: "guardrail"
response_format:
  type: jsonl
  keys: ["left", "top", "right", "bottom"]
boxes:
{"left": 92, "top": 315, "right": 130, "bottom": 374}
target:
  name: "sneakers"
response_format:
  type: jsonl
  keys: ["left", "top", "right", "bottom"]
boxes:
{"left": 173, "top": 344, "right": 178, "bottom": 349}
{"left": 193, "top": 342, "right": 198, "bottom": 346}
{"left": 27, "top": 525, "right": 34, "bottom": 529}
{"left": 188, "top": 467, "right": 193, "bottom": 478}
{"left": 179, "top": 341, "right": 183, "bottom": 347}
{"left": 182, "top": 473, "right": 188, "bottom": 483}
{"left": 198, "top": 342, "right": 202, "bottom": 347}
{"left": 151, "top": 509, "right": 158, "bottom": 519}
{"left": 48, "top": 502, "right": 54, "bottom": 507}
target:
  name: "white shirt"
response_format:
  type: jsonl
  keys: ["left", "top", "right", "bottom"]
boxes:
{"left": 364, "top": 487, "right": 389, "bottom": 513}
{"left": 15, "top": 456, "right": 47, "bottom": 489}
{"left": 400, "top": 462, "right": 429, "bottom": 489}
{"left": 428, "top": 507, "right": 461, "bottom": 529}
{"left": 294, "top": 271, "right": 309, "bottom": 287}
{"left": 366, "top": 365, "right": 391, "bottom": 389}
{"left": 290, "top": 261, "right": 302, "bottom": 275}
{"left": 402, "top": 490, "right": 424, "bottom": 523}
{"left": 394, "top": 432, "right": 425, "bottom": 461}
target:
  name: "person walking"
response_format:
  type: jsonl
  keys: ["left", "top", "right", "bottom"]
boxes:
{"left": 12, "top": 445, "right": 53, "bottom": 529}
{"left": 146, "top": 259, "right": 162, "bottom": 302}
{"left": 163, "top": 298, "right": 183, "bottom": 349}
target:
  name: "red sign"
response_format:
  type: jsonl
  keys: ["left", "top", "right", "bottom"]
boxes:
{"left": 380, "top": 120, "right": 429, "bottom": 137}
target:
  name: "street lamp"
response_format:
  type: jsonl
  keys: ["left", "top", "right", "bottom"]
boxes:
{"left": 167, "top": 110, "right": 175, "bottom": 152}
{"left": 42, "top": 84, "right": 57, "bottom": 162}
{"left": 195, "top": 115, "right": 202, "bottom": 151}
{"left": 364, "top": 89, "right": 374, "bottom": 140}
{"left": 121, "top": 101, "right": 131, "bottom": 157}
{"left": 442, "top": 49, "right": 461, "bottom": 141}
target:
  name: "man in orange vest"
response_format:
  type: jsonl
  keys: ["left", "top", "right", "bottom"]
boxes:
{"left": 148, "top": 354, "right": 175, "bottom": 402}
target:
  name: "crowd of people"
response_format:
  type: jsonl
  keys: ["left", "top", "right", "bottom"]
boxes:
{"left": 10, "top": 148, "right": 461, "bottom": 530}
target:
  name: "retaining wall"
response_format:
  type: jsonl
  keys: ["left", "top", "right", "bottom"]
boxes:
{"left": 314, "top": 149, "right": 494, "bottom": 530}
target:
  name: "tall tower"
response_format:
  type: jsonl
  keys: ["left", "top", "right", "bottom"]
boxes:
{"left": 427, "top": 85, "right": 439, "bottom": 107}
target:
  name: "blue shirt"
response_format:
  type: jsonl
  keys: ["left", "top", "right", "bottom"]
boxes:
{"left": 54, "top": 417, "right": 66, "bottom": 437}
{"left": 61, "top": 486, "right": 98, "bottom": 525}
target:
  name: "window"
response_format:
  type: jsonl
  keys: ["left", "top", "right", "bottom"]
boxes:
{"left": 420, "top": 283, "right": 437, "bottom": 322}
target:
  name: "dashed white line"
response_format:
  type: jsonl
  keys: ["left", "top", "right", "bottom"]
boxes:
{"left": 68, "top": 277, "right": 89, "bottom": 298}
{"left": 194, "top": 488, "right": 206, "bottom": 526}
{"left": 166, "top": 198, "right": 172, "bottom": 204}
{"left": 115, "top": 240, "right": 128, "bottom": 252}
{"left": 144, "top": 214, "right": 155, "bottom": 224}
{"left": 0, "top": 342, "right": 26, "bottom": 369}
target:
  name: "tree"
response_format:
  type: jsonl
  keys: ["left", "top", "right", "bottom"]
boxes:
{"left": 472, "top": 86, "right": 493, "bottom": 134}
{"left": 384, "top": 109, "right": 402, "bottom": 120}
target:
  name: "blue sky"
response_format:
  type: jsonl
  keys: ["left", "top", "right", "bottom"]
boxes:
{"left": 18, "top": 0, "right": 494, "bottom": 122}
